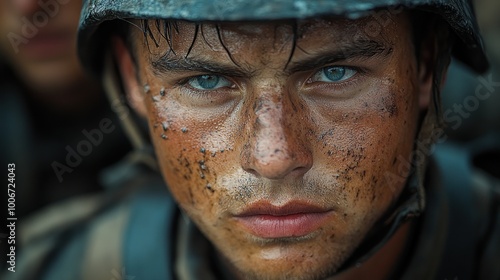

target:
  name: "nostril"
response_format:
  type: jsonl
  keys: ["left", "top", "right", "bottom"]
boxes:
{"left": 241, "top": 150, "right": 312, "bottom": 180}
{"left": 291, "top": 165, "right": 311, "bottom": 176}
{"left": 243, "top": 167, "right": 260, "bottom": 177}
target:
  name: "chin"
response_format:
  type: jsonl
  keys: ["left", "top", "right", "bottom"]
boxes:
{"left": 233, "top": 260, "right": 339, "bottom": 280}
{"left": 218, "top": 238, "right": 353, "bottom": 280}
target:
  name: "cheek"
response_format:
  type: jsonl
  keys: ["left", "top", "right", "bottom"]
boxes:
{"left": 145, "top": 90, "right": 236, "bottom": 222}
{"left": 311, "top": 80, "right": 418, "bottom": 220}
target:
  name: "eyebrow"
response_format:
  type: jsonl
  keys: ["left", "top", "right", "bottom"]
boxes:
{"left": 151, "top": 56, "right": 252, "bottom": 77}
{"left": 286, "top": 39, "right": 388, "bottom": 74}
{"left": 150, "top": 39, "right": 388, "bottom": 77}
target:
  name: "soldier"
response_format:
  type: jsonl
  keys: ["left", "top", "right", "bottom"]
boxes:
{"left": 0, "top": 0, "right": 132, "bottom": 216}
{"left": 5, "top": 0, "right": 499, "bottom": 279}
{"left": 0, "top": 0, "right": 131, "bottom": 272}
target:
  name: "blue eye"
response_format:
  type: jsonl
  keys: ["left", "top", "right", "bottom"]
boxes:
{"left": 187, "top": 75, "right": 232, "bottom": 90}
{"left": 311, "top": 66, "right": 357, "bottom": 83}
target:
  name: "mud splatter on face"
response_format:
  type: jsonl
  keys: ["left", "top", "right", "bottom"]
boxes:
{"left": 378, "top": 95, "right": 398, "bottom": 116}
{"left": 162, "top": 121, "right": 169, "bottom": 131}
{"left": 143, "top": 84, "right": 150, "bottom": 94}
{"left": 131, "top": 12, "right": 423, "bottom": 280}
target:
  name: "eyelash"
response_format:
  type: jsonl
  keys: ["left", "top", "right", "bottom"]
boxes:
{"left": 174, "top": 65, "right": 364, "bottom": 95}
{"left": 308, "top": 65, "right": 361, "bottom": 82}
{"left": 302, "top": 65, "right": 364, "bottom": 91}
{"left": 174, "top": 75, "right": 236, "bottom": 99}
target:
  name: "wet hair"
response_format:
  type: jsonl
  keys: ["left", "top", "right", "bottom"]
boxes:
{"left": 129, "top": 9, "right": 453, "bottom": 70}
{"left": 135, "top": 19, "right": 300, "bottom": 68}
{"left": 410, "top": 10, "right": 454, "bottom": 118}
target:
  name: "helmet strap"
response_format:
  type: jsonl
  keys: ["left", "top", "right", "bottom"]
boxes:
{"left": 103, "top": 51, "right": 159, "bottom": 171}
{"left": 337, "top": 45, "right": 451, "bottom": 272}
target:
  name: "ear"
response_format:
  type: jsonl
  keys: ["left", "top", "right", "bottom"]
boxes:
{"left": 416, "top": 42, "right": 435, "bottom": 110}
{"left": 416, "top": 37, "right": 450, "bottom": 110}
{"left": 112, "top": 36, "right": 148, "bottom": 118}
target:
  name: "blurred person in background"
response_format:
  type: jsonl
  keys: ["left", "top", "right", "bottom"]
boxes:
{"left": 0, "top": 0, "right": 131, "bottom": 269}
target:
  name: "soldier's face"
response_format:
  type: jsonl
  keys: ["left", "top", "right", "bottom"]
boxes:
{"left": 119, "top": 12, "right": 431, "bottom": 279}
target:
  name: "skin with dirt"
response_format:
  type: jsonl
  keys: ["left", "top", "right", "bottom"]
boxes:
{"left": 117, "top": 12, "right": 433, "bottom": 280}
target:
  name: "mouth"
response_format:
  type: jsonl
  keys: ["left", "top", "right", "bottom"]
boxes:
{"left": 233, "top": 201, "right": 333, "bottom": 239}
{"left": 20, "top": 30, "right": 72, "bottom": 59}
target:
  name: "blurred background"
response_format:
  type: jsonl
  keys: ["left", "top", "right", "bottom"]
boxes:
{"left": 440, "top": 0, "right": 500, "bottom": 178}
{"left": 442, "top": 0, "right": 500, "bottom": 141}
{"left": 0, "top": 0, "right": 131, "bottom": 268}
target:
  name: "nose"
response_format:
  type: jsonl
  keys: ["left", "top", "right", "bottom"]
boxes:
{"left": 10, "top": 0, "right": 40, "bottom": 15}
{"left": 240, "top": 94, "right": 313, "bottom": 180}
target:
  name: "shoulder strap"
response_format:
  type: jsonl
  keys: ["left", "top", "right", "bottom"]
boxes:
{"left": 122, "top": 175, "right": 178, "bottom": 280}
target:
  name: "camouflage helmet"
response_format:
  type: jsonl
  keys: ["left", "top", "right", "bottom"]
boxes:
{"left": 78, "top": 0, "right": 488, "bottom": 75}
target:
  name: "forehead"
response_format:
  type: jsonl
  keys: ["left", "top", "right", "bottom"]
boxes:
{"left": 133, "top": 12, "right": 412, "bottom": 66}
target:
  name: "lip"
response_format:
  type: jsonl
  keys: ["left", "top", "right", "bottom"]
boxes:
{"left": 234, "top": 201, "right": 333, "bottom": 239}
{"left": 20, "top": 30, "right": 72, "bottom": 59}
